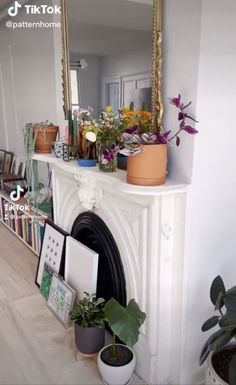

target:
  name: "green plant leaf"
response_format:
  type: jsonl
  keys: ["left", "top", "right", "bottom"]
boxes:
{"left": 219, "top": 311, "right": 236, "bottom": 328}
{"left": 226, "top": 286, "right": 236, "bottom": 296}
{"left": 209, "top": 330, "right": 234, "bottom": 352}
{"left": 95, "top": 298, "right": 105, "bottom": 307}
{"left": 229, "top": 352, "right": 236, "bottom": 385}
{"left": 105, "top": 298, "right": 146, "bottom": 347}
{"left": 224, "top": 296, "right": 236, "bottom": 312}
{"left": 199, "top": 329, "right": 225, "bottom": 365}
{"left": 210, "top": 276, "right": 225, "bottom": 306}
{"left": 214, "top": 292, "right": 225, "bottom": 312}
{"left": 201, "top": 316, "right": 219, "bottom": 332}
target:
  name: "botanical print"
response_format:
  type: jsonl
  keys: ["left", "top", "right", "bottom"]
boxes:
{"left": 48, "top": 274, "right": 75, "bottom": 328}
{"left": 40, "top": 263, "right": 53, "bottom": 300}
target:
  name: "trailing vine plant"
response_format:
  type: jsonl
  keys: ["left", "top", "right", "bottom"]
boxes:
{"left": 23, "top": 123, "right": 39, "bottom": 208}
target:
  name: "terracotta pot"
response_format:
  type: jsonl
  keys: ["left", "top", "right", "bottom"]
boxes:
{"left": 127, "top": 144, "right": 167, "bottom": 186}
{"left": 34, "top": 126, "right": 59, "bottom": 154}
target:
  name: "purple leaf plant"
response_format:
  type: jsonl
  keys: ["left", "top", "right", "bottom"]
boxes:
{"left": 120, "top": 95, "right": 198, "bottom": 155}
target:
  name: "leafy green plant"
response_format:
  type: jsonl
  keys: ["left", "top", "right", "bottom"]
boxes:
{"left": 71, "top": 292, "right": 105, "bottom": 328}
{"left": 200, "top": 276, "right": 236, "bottom": 384}
{"left": 105, "top": 298, "right": 146, "bottom": 357}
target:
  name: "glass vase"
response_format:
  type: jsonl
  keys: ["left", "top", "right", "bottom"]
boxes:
{"left": 97, "top": 141, "right": 118, "bottom": 172}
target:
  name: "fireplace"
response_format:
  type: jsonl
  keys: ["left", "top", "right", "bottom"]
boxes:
{"left": 71, "top": 212, "right": 126, "bottom": 306}
{"left": 33, "top": 155, "right": 188, "bottom": 385}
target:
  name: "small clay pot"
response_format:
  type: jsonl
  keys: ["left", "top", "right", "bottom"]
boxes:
{"left": 34, "top": 126, "right": 59, "bottom": 154}
{"left": 74, "top": 323, "right": 105, "bottom": 355}
{"left": 127, "top": 144, "right": 167, "bottom": 186}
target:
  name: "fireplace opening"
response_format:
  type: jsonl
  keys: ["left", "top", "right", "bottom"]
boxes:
{"left": 71, "top": 212, "right": 127, "bottom": 306}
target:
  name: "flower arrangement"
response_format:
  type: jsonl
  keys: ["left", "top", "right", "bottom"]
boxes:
{"left": 120, "top": 95, "right": 198, "bottom": 156}
{"left": 74, "top": 107, "right": 98, "bottom": 166}
{"left": 96, "top": 106, "right": 122, "bottom": 169}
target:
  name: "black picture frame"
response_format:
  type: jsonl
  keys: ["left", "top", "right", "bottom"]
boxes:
{"left": 35, "top": 219, "right": 69, "bottom": 287}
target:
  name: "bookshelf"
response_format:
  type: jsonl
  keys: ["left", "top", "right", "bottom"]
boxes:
{"left": 0, "top": 190, "right": 47, "bottom": 256}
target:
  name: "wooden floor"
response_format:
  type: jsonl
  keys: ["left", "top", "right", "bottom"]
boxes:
{"left": 0, "top": 223, "right": 104, "bottom": 385}
{"left": 0, "top": 224, "right": 144, "bottom": 385}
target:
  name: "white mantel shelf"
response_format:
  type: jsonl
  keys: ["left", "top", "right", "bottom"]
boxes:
{"left": 33, "top": 153, "right": 189, "bottom": 197}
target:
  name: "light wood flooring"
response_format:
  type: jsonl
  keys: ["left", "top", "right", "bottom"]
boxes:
{"left": 0, "top": 223, "right": 144, "bottom": 385}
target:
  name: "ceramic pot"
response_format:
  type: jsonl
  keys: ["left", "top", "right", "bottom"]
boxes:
{"left": 34, "top": 126, "right": 59, "bottom": 154}
{"left": 78, "top": 159, "right": 97, "bottom": 167}
{"left": 127, "top": 144, "right": 167, "bottom": 186}
{"left": 205, "top": 344, "right": 236, "bottom": 385}
{"left": 117, "top": 154, "right": 127, "bottom": 171}
{"left": 97, "top": 344, "right": 136, "bottom": 385}
{"left": 206, "top": 351, "right": 228, "bottom": 385}
{"left": 74, "top": 324, "right": 105, "bottom": 355}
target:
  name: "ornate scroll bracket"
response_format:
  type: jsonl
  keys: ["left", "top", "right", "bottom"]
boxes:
{"left": 74, "top": 174, "right": 104, "bottom": 211}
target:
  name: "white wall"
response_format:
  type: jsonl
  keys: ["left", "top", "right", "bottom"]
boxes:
{"left": 100, "top": 45, "right": 152, "bottom": 79}
{"left": 164, "top": 0, "right": 202, "bottom": 184}
{"left": 180, "top": 1, "right": 236, "bottom": 383}
{"left": 0, "top": 0, "right": 64, "bottom": 157}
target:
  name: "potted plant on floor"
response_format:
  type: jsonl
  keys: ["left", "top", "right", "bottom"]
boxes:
{"left": 200, "top": 276, "right": 236, "bottom": 385}
{"left": 32, "top": 120, "right": 59, "bottom": 154}
{"left": 70, "top": 292, "right": 106, "bottom": 355}
{"left": 97, "top": 298, "right": 146, "bottom": 385}
{"left": 120, "top": 95, "right": 198, "bottom": 186}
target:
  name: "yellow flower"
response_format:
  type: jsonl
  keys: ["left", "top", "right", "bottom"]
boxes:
{"left": 105, "top": 106, "right": 113, "bottom": 113}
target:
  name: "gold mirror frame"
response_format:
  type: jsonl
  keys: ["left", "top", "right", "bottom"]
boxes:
{"left": 61, "top": 0, "right": 163, "bottom": 128}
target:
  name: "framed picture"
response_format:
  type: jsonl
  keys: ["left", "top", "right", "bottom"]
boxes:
{"left": 10, "top": 156, "right": 18, "bottom": 176}
{"left": 35, "top": 220, "right": 68, "bottom": 287}
{"left": 3, "top": 151, "right": 13, "bottom": 174}
{"left": 48, "top": 273, "right": 76, "bottom": 328}
{"left": 17, "top": 159, "right": 26, "bottom": 179}
{"left": 0, "top": 150, "right": 5, "bottom": 173}
{"left": 40, "top": 263, "right": 54, "bottom": 300}
{"left": 65, "top": 236, "right": 99, "bottom": 300}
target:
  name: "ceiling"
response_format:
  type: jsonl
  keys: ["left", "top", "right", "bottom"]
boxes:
{"left": 68, "top": 0, "right": 153, "bottom": 56}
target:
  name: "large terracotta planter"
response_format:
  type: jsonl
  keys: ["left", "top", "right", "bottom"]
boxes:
{"left": 34, "top": 126, "right": 59, "bottom": 154}
{"left": 127, "top": 144, "right": 167, "bottom": 186}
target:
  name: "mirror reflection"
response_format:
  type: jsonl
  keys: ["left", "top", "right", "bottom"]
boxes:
{"left": 68, "top": 0, "right": 153, "bottom": 117}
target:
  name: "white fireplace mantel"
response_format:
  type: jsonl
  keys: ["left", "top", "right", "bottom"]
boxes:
{"left": 34, "top": 153, "right": 189, "bottom": 385}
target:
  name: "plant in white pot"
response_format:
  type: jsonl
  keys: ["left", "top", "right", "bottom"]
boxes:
{"left": 200, "top": 276, "right": 236, "bottom": 385}
{"left": 97, "top": 298, "right": 146, "bottom": 385}
{"left": 70, "top": 292, "right": 106, "bottom": 355}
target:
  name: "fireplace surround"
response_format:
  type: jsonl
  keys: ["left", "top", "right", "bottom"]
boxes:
{"left": 34, "top": 154, "right": 188, "bottom": 385}
{"left": 71, "top": 212, "right": 126, "bottom": 306}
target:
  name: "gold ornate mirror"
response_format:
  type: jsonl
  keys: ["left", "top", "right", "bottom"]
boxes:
{"left": 61, "top": 0, "right": 163, "bottom": 130}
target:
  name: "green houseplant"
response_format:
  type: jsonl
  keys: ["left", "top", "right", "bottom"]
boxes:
{"left": 200, "top": 276, "right": 236, "bottom": 385}
{"left": 97, "top": 298, "right": 146, "bottom": 385}
{"left": 71, "top": 293, "right": 106, "bottom": 355}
